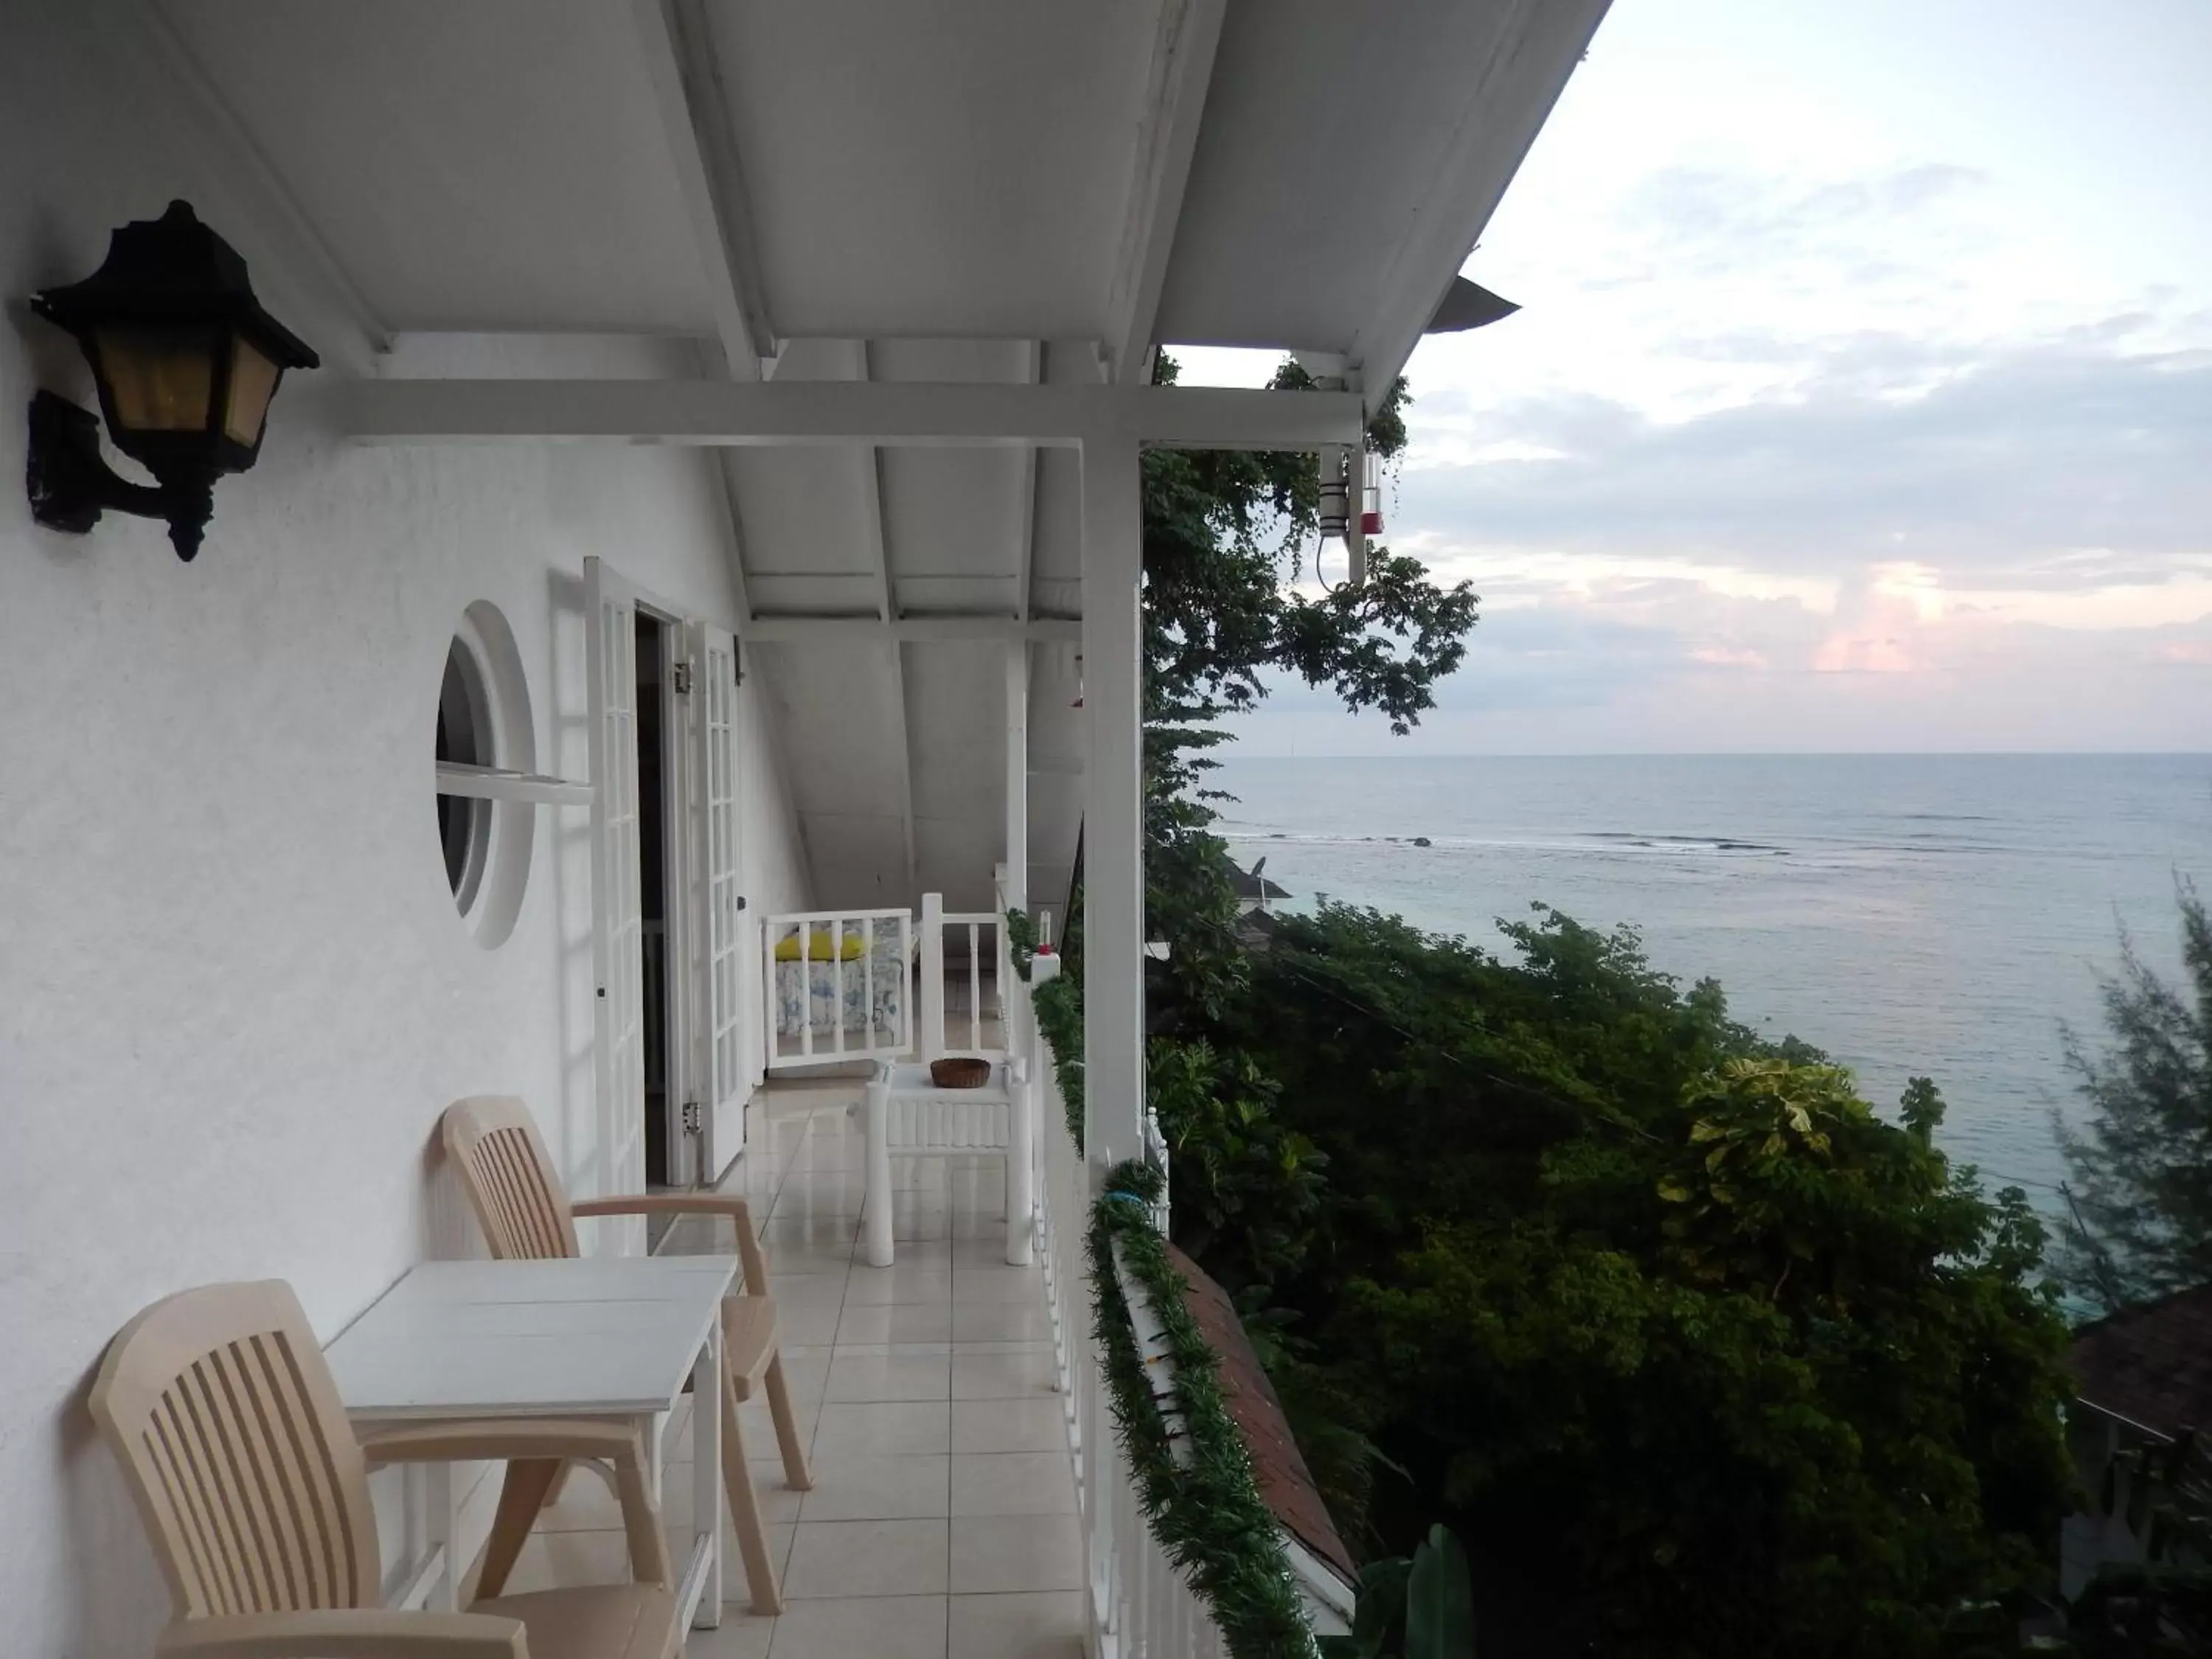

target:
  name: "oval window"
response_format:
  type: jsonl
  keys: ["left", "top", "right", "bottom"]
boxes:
{"left": 432, "top": 601, "right": 535, "bottom": 947}
{"left": 436, "top": 639, "right": 495, "bottom": 913}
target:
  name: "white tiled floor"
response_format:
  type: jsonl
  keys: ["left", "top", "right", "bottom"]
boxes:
{"left": 503, "top": 1080, "right": 1085, "bottom": 1659}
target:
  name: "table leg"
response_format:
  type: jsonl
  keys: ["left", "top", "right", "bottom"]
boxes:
{"left": 693, "top": 1322, "right": 726, "bottom": 1627}
{"left": 865, "top": 1072, "right": 894, "bottom": 1267}
{"left": 1007, "top": 1059, "right": 1034, "bottom": 1266}
{"left": 425, "top": 1458, "right": 456, "bottom": 1612}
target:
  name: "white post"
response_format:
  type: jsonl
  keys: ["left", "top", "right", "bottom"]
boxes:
{"left": 1006, "top": 641, "right": 1029, "bottom": 917}
{"left": 920, "top": 890, "right": 946, "bottom": 1062}
{"left": 1080, "top": 436, "right": 1144, "bottom": 1172}
{"left": 1007, "top": 1053, "right": 1034, "bottom": 1265}
{"left": 864, "top": 1064, "right": 894, "bottom": 1268}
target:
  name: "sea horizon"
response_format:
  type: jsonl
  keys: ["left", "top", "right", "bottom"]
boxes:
{"left": 1210, "top": 751, "right": 2212, "bottom": 1209}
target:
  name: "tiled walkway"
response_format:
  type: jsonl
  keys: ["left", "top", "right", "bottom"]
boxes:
{"left": 503, "top": 1079, "right": 1087, "bottom": 1659}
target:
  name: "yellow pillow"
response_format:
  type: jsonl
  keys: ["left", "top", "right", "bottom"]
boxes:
{"left": 774, "top": 928, "right": 868, "bottom": 962}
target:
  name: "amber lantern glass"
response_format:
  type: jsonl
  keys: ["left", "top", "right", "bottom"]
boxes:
{"left": 223, "top": 334, "right": 283, "bottom": 449}
{"left": 92, "top": 326, "right": 218, "bottom": 434}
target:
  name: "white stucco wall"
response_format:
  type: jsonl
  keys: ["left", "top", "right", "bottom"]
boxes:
{"left": 0, "top": 11, "right": 813, "bottom": 1650}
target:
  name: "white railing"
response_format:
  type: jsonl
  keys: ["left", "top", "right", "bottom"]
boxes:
{"left": 1013, "top": 950, "right": 1225, "bottom": 1659}
{"left": 758, "top": 907, "right": 912, "bottom": 1068}
{"left": 919, "top": 891, "right": 1006, "bottom": 1062}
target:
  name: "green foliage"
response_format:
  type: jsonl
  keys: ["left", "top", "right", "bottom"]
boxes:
{"left": 1141, "top": 351, "right": 1478, "bottom": 1031}
{"left": 1149, "top": 1035, "right": 1327, "bottom": 1294}
{"left": 1176, "top": 904, "right": 2076, "bottom": 1659}
{"left": 1089, "top": 1159, "right": 1319, "bottom": 1659}
{"left": 1324, "top": 1527, "right": 1478, "bottom": 1659}
{"left": 1006, "top": 902, "right": 1086, "bottom": 1143}
{"left": 2053, "top": 879, "right": 2212, "bottom": 1311}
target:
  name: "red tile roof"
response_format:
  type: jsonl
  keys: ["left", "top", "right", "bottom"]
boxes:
{"left": 2069, "top": 1282, "right": 2212, "bottom": 1439}
{"left": 1164, "top": 1242, "right": 1358, "bottom": 1587}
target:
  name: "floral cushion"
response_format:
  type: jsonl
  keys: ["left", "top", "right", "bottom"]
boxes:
{"left": 774, "top": 930, "right": 905, "bottom": 1039}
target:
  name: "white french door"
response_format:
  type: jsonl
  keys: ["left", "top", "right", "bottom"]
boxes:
{"left": 687, "top": 620, "right": 751, "bottom": 1178}
{"left": 585, "top": 557, "right": 648, "bottom": 1234}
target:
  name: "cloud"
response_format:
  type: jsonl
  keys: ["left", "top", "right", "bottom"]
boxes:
{"left": 1255, "top": 127, "right": 2212, "bottom": 753}
{"left": 1613, "top": 162, "right": 1991, "bottom": 276}
{"left": 1405, "top": 331, "right": 2212, "bottom": 578}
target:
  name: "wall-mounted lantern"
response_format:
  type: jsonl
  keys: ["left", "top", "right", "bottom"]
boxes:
{"left": 27, "top": 200, "right": 318, "bottom": 562}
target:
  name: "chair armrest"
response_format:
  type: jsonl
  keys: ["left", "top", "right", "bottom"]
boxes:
{"left": 360, "top": 1420, "right": 672, "bottom": 1590}
{"left": 155, "top": 1610, "right": 525, "bottom": 1659}
{"left": 569, "top": 1193, "right": 769, "bottom": 1295}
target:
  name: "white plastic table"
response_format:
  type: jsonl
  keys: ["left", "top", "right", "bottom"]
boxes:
{"left": 860, "top": 1058, "right": 1032, "bottom": 1267}
{"left": 325, "top": 1255, "right": 739, "bottom": 1630}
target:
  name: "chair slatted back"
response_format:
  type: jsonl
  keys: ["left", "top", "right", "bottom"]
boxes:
{"left": 89, "top": 1281, "right": 378, "bottom": 1619}
{"left": 442, "top": 1094, "right": 581, "bottom": 1261}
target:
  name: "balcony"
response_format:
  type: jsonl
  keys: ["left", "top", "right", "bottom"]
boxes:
{"left": 499, "top": 1080, "right": 1085, "bottom": 1658}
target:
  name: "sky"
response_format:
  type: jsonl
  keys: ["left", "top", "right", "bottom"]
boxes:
{"left": 1178, "top": 0, "right": 2212, "bottom": 756}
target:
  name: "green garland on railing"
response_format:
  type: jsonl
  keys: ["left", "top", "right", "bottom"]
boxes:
{"left": 1088, "top": 1158, "right": 1319, "bottom": 1659}
{"left": 1009, "top": 900, "right": 1316, "bottom": 1655}
{"left": 1006, "top": 905, "right": 1086, "bottom": 1144}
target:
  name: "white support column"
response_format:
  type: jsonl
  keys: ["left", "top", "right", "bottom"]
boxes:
{"left": 919, "top": 891, "right": 947, "bottom": 1064}
{"left": 1079, "top": 437, "right": 1145, "bottom": 1173}
{"left": 1005, "top": 641, "right": 1029, "bottom": 917}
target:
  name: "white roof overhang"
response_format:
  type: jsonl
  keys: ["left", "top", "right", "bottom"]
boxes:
{"left": 133, "top": 0, "right": 1606, "bottom": 907}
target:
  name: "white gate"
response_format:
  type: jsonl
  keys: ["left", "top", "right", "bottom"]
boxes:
{"left": 759, "top": 908, "right": 914, "bottom": 1067}
{"left": 689, "top": 619, "right": 749, "bottom": 1178}
{"left": 585, "top": 557, "right": 647, "bottom": 1234}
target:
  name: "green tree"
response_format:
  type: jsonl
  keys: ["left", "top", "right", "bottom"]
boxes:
{"left": 2053, "top": 880, "right": 2212, "bottom": 1311}
{"left": 1141, "top": 353, "right": 1478, "bottom": 1012}
{"left": 1241, "top": 906, "right": 2076, "bottom": 1659}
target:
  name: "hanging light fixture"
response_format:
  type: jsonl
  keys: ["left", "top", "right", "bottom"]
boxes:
{"left": 26, "top": 200, "right": 319, "bottom": 562}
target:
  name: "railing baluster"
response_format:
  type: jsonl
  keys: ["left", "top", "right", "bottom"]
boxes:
{"left": 832, "top": 917, "right": 846, "bottom": 1055}
{"left": 864, "top": 916, "right": 877, "bottom": 1046}
{"left": 799, "top": 921, "right": 813, "bottom": 1060}
{"left": 764, "top": 923, "right": 778, "bottom": 1067}
{"left": 969, "top": 921, "right": 981, "bottom": 1052}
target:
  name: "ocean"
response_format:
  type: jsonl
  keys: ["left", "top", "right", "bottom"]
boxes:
{"left": 1214, "top": 753, "right": 2212, "bottom": 1207}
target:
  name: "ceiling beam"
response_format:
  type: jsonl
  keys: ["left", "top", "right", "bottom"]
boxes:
{"left": 1348, "top": 0, "right": 1610, "bottom": 407}
{"left": 317, "top": 380, "right": 1364, "bottom": 451}
{"left": 854, "top": 341, "right": 897, "bottom": 624}
{"left": 1105, "top": 0, "right": 1228, "bottom": 384}
{"left": 745, "top": 616, "right": 1079, "bottom": 644}
{"left": 628, "top": 0, "right": 773, "bottom": 380}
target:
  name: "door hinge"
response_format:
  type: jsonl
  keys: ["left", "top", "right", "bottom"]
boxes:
{"left": 672, "top": 660, "right": 695, "bottom": 695}
{"left": 682, "top": 1099, "right": 702, "bottom": 1133}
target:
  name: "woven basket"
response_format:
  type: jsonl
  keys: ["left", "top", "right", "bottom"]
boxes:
{"left": 929, "top": 1057, "right": 992, "bottom": 1088}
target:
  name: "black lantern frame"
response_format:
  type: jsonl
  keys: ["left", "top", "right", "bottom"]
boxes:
{"left": 27, "top": 200, "right": 319, "bottom": 561}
